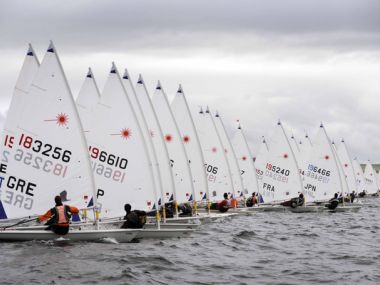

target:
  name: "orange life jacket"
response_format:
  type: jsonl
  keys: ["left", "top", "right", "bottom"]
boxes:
{"left": 230, "top": 198, "right": 238, "bottom": 208}
{"left": 54, "top": 205, "right": 69, "bottom": 226}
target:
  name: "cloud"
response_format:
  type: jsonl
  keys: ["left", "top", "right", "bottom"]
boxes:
{"left": 0, "top": 0, "right": 379, "bottom": 162}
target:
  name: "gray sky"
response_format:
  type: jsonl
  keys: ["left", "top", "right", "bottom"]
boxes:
{"left": 0, "top": 0, "right": 379, "bottom": 162}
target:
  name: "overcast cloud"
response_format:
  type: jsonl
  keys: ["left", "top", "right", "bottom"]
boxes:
{"left": 0, "top": 0, "right": 379, "bottom": 162}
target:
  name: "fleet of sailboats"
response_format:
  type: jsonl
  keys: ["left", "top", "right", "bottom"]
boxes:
{"left": 0, "top": 42, "right": 377, "bottom": 242}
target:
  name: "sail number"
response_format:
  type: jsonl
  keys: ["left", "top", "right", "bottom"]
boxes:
{"left": 266, "top": 163, "right": 290, "bottom": 176}
{"left": 8, "top": 134, "right": 72, "bottom": 163}
{"left": 204, "top": 164, "right": 218, "bottom": 174}
{"left": 89, "top": 146, "right": 128, "bottom": 170}
{"left": 307, "top": 164, "right": 330, "bottom": 176}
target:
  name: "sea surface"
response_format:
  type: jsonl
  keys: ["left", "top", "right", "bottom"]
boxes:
{"left": 0, "top": 198, "right": 379, "bottom": 285}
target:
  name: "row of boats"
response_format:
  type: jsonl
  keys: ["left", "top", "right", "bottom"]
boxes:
{"left": 0, "top": 42, "right": 377, "bottom": 242}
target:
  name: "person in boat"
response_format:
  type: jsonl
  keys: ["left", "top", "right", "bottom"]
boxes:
{"left": 121, "top": 204, "right": 147, "bottom": 229}
{"left": 230, "top": 195, "right": 239, "bottom": 208}
{"left": 37, "top": 195, "right": 79, "bottom": 235}
{"left": 350, "top": 191, "right": 356, "bottom": 203}
{"left": 178, "top": 203, "right": 193, "bottom": 217}
{"left": 218, "top": 193, "right": 230, "bottom": 213}
{"left": 246, "top": 192, "right": 258, "bottom": 207}
{"left": 326, "top": 193, "right": 339, "bottom": 210}
{"left": 295, "top": 193, "right": 305, "bottom": 207}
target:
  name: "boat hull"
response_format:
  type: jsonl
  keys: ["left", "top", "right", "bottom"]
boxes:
{"left": 0, "top": 228, "right": 137, "bottom": 242}
{"left": 246, "top": 205, "right": 288, "bottom": 212}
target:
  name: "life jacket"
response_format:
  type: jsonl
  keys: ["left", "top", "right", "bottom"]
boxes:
{"left": 218, "top": 200, "right": 229, "bottom": 213}
{"left": 48, "top": 205, "right": 70, "bottom": 226}
{"left": 230, "top": 198, "right": 238, "bottom": 208}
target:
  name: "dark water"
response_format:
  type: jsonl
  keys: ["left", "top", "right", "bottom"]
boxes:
{"left": 0, "top": 199, "right": 379, "bottom": 285}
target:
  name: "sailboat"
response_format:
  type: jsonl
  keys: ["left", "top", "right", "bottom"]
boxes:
{"left": 0, "top": 43, "right": 137, "bottom": 241}
{"left": 195, "top": 107, "right": 233, "bottom": 202}
{"left": 253, "top": 136, "right": 269, "bottom": 186}
{"left": 134, "top": 75, "right": 176, "bottom": 210}
{"left": 352, "top": 158, "right": 366, "bottom": 196}
{"left": 171, "top": 85, "right": 209, "bottom": 209}
{"left": 151, "top": 82, "right": 196, "bottom": 208}
{"left": 298, "top": 124, "right": 361, "bottom": 213}
{"left": 214, "top": 112, "right": 245, "bottom": 204}
{"left": 231, "top": 122, "right": 260, "bottom": 200}
{"left": 256, "top": 121, "right": 303, "bottom": 212}
{"left": 363, "top": 161, "right": 379, "bottom": 196}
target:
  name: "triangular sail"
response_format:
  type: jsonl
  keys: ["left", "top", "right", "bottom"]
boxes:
{"left": 254, "top": 136, "right": 269, "bottom": 189}
{"left": 171, "top": 85, "right": 209, "bottom": 203}
{"left": 302, "top": 124, "right": 342, "bottom": 202}
{"left": 214, "top": 112, "right": 244, "bottom": 199}
{"left": 152, "top": 82, "right": 195, "bottom": 203}
{"left": 76, "top": 68, "right": 101, "bottom": 132}
{"left": 231, "top": 123, "right": 260, "bottom": 197}
{"left": 0, "top": 42, "right": 96, "bottom": 219}
{"left": 364, "top": 162, "right": 379, "bottom": 195}
{"left": 135, "top": 75, "right": 175, "bottom": 204}
{"left": 121, "top": 69, "right": 163, "bottom": 207}
{"left": 352, "top": 158, "right": 366, "bottom": 194}
{"left": 195, "top": 108, "right": 233, "bottom": 202}
{"left": 84, "top": 64, "right": 157, "bottom": 218}
{"left": 259, "top": 121, "right": 302, "bottom": 203}
{"left": 3, "top": 44, "right": 40, "bottom": 132}
{"left": 332, "top": 141, "right": 350, "bottom": 197}
{"left": 289, "top": 134, "right": 301, "bottom": 168}
{"left": 336, "top": 139, "right": 357, "bottom": 194}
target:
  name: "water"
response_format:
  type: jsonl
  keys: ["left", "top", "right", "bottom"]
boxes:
{"left": 0, "top": 199, "right": 379, "bottom": 285}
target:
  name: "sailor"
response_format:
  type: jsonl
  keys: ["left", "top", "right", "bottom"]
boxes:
{"left": 350, "top": 191, "right": 356, "bottom": 203}
{"left": 218, "top": 193, "right": 229, "bottom": 213}
{"left": 230, "top": 195, "right": 239, "bottom": 208}
{"left": 297, "top": 193, "right": 305, "bottom": 207}
{"left": 326, "top": 193, "right": 339, "bottom": 210}
{"left": 178, "top": 203, "right": 193, "bottom": 217}
{"left": 37, "top": 195, "right": 79, "bottom": 235}
{"left": 121, "top": 204, "right": 147, "bottom": 229}
{"left": 246, "top": 192, "right": 258, "bottom": 207}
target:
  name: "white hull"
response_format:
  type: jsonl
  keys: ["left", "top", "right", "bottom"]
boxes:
{"left": 11, "top": 221, "right": 199, "bottom": 231}
{"left": 149, "top": 212, "right": 237, "bottom": 224}
{"left": 246, "top": 205, "right": 288, "bottom": 212}
{"left": 0, "top": 228, "right": 137, "bottom": 242}
{"left": 198, "top": 208, "right": 253, "bottom": 215}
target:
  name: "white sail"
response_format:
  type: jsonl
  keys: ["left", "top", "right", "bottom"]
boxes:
{"left": 259, "top": 121, "right": 303, "bottom": 203}
{"left": 152, "top": 81, "right": 195, "bottom": 203}
{"left": 3, "top": 44, "right": 40, "bottom": 132}
{"left": 121, "top": 69, "right": 164, "bottom": 208}
{"left": 289, "top": 134, "right": 301, "bottom": 167}
{"left": 0, "top": 42, "right": 96, "bottom": 219}
{"left": 135, "top": 75, "right": 175, "bottom": 204}
{"left": 214, "top": 112, "right": 244, "bottom": 199}
{"left": 84, "top": 63, "right": 157, "bottom": 218}
{"left": 171, "top": 85, "right": 209, "bottom": 202}
{"left": 331, "top": 141, "right": 350, "bottom": 197}
{"left": 352, "top": 158, "right": 366, "bottom": 193}
{"left": 254, "top": 136, "right": 269, "bottom": 189}
{"left": 231, "top": 123, "right": 260, "bottom": 197}
{"left": 195, "top": 107, "right": 233, "bottom": 202}
{"left": 76, "top": 68, "right": 101, "bottom": 132}
{"left": 336, "top": 139, "right": 357, "bottom": 194}
{"left": 302, "top": 124, "right": 342, "bottom": 202}
{"left": 363, "top": 162, "right": 379, "bottom": 195}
